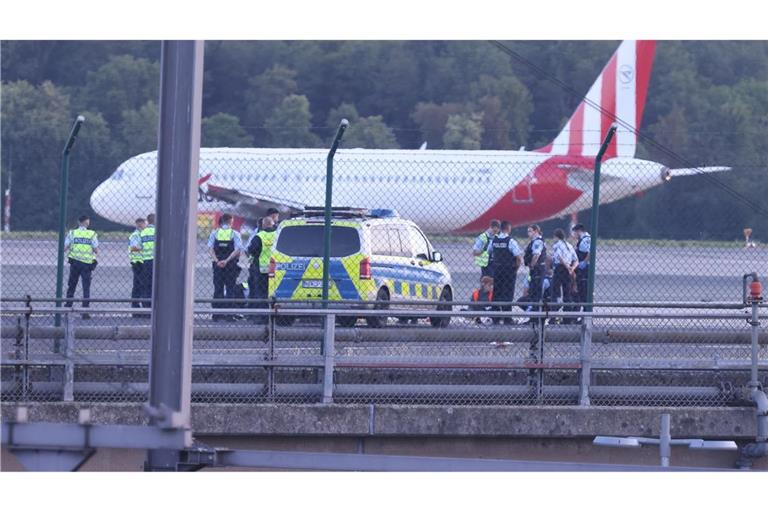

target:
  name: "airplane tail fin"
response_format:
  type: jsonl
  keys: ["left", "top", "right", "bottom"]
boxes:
{"left": 537, "top": 40, "right": 656, "bottom": 159}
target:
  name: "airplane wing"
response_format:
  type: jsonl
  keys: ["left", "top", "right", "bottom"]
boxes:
{"left": 204, "top": 184, "right": 305, "bottom": 221}
{"left": 666, "top": 166, "right": 732, "bottom": 177}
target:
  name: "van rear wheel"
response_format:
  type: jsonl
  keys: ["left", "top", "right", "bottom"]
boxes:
{"left": 366, "top": 288, "right": 390, "bottom": 328}
{"left": 430, "top": 287, "right": 452, "bottom": 328}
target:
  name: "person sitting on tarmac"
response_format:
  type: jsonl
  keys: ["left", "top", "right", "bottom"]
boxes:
{"left": 470, "top": 276, "right": 494, "bottom": 324}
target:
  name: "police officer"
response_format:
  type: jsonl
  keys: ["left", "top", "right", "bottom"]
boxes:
{"left": 472, "top": 219, "right": 501, "bottom": 278}
{"left": 246, "top": 216, "right": 277, "bottom": 324}
{"left": 550, "top": 228, "right": 578, "bottom": 323}
{"left": 252, "top": 207, "right": 281, "bottom": 236}
{"left": 487, "top": 220, "right": 522, "bottom": 325}
{"left": 64, "top": 214, "right": 99, "bottom": 318}
{"left": 523, "top": 224, "right": 547, "bottom": 311}
{"left": 129, "top": 217, "right": 146, "bottom": 313}
{"left": 208, "top": 213, "right": 244, "bottom": 321}
{"left": 139, "top": 213, "right": 156, "bottom": 309}
{"left": 571, "top": 223, "right": 591, "bottom": 322}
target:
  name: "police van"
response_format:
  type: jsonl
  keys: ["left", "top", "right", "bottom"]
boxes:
{"left": 268, "top": 207, "right": 453, "bottom": 328}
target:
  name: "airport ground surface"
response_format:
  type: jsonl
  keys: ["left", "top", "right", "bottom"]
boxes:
{"left": 2, "top": 237, "right": 766, "bottom": 305}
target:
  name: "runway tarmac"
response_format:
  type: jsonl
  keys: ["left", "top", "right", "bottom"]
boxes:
{"left": 2, "top": 237, "right": 766, "bottom": 305}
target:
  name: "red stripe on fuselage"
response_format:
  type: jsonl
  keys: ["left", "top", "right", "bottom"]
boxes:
{"left": 600, "top": 54, "right": 618, "bottom": 158}
{"left": 457, "top": 155, "right": 590, "bottom": 233}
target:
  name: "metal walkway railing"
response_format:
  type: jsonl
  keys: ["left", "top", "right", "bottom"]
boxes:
{"left": 1, "top": 300, "right": 766, "bottom": 407}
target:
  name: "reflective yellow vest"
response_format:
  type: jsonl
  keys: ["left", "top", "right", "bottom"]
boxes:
{"left": 256, "top": 230, "right": 276, "bottom": 273}
{"left": 140, "top": 225, "right": 155, "bottom": 261}
{"left": 474, "top": 232, "right": 490, "bottom": 268}
{"left": 69, "top": 228, "right": 96, "bottom": 264}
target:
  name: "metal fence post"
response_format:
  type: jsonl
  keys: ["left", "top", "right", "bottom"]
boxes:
{"left": 145, "top": 40, "right": 204, "bottom": 472}
{"left": 579, "top": 316, "right": 593, "bottom": 406}
{"left": 13, "top": 317, "right": 24, "bottom": 399}
{"left": 267, "top": 308, "right": 275, "bottom": 402}
{"left": 55, "top": 116, "right": 85, "bottom": 327}
{"left": 63, "top": 312, "right": 75, "bottom": 402}
{"left": 22, "top": 298, "right": 30, "bottom": 400}
{"left": 585, "top": 125, "right": 617, "bottom": 312}
{"left": 323, "top": 313, "right": 336, "bottom": 404}
{"left": 321, "top": 119, "right": 349, "bottom": 306}
{"left": 659, "top": 413, "right": 671, "bottom": 467}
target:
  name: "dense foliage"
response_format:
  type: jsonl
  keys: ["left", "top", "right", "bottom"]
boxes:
{"left": 1, "top": 40, "right": 766, "bottom": 238}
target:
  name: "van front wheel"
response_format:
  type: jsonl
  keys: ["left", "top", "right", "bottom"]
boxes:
{"left": 430, "top": 287, "right": 452, "bottom": 328}
{"left": 366, "top": 288, "right": 390, "bottom": 328}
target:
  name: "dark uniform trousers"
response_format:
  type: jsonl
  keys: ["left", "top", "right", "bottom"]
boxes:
{"left": 481, "top": 264, "right": 493, "bottom": 278}
{"left": 491, "top": 265, "right": 518, "bottom": 324}
{"left": 575, "top": 265, "right": 588, "bottom": 309}
{"left": 528, "top": 264, "right": 546, "bottom": 310}
{"left": 140, "top": 260, "right": 154, "bottom": 309}
{"left": 213, "top": 262, "right": 240, "bottom": 318}
{"left": 131, "top": 262, "right": 144, "bottom": 308}
{"left": 551, "top": 264, "right": 572, "bottom": 311}
{"left": 65, "top": 259, "right": 93, "bottom": 308}
{"left": 248, "top": 266, "right": 270, "bottom": 323}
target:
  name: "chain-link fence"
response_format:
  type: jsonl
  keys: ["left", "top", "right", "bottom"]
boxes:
{"left": 1, "top": 153, "right": 765, "bottom": 309}
{"left": 2, "top": 303, "right": 765, "bottom": 407}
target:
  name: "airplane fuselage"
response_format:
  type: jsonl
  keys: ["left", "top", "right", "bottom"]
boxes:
{"left": 90, "top": 148, "right": 668, "bottom": 233}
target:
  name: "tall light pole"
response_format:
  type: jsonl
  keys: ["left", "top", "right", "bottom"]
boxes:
{"left": 55, "top": 115, "right": 85, "bottom": 323}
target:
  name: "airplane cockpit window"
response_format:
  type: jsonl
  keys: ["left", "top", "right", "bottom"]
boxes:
{"left": 111, "top": 168, "right": 124, "bottom": 180}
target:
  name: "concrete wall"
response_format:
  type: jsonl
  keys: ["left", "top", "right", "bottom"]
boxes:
{"left": 2, "top": 403, "right": 766, "bottom": 471}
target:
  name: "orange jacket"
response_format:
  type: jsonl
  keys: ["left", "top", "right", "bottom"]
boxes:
{"left": 472, "top": 289, "right": 493, "bottom": 302}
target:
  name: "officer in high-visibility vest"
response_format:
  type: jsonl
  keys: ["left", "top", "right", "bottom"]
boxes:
{"left": 246, "top": 216, "right": 277, "bottom": 324}
{"left": 253, "top": 207, "right": 281, "bottom": 235}
{"left": 208, "top": 213, "right": 244, "bottom": 321}
{"left": 129, "top": 217, "right": 146, "bottom": 312}
{"left": 472, "top": 219, "right": 500, "bottom": 278}
{"left": 571, "top": 223, "right": 591, "bottom": 323}
{"left": 64, "top": 214, "right": 99, "bottom": 318}
{"left": 139, "top": 213, "right": 156, "bottom": 309}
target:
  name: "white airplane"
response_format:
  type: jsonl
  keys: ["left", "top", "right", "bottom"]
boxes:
{"left": 90, "top": 40, "right": 730, "bottom": 234}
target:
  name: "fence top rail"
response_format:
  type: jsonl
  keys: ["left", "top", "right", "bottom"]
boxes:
{"left": 0, "top": 306, "right": 764, "bottom": 321}
{"left": 0, "top": 297, "right": 764, "bottom": 310}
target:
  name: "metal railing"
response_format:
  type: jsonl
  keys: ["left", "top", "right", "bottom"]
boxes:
{"left": 1, "top": 300, "right": 766, "bottom": 407}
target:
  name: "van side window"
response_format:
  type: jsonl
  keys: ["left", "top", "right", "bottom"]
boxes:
{"left": 370, "top": 226, "right": 392, "bottom": 256}
{"left": 397, "top": 228, "right": 413, "bottom": 257}
{"left": 409, "top": 227, "right": 430, "bottom": 260}
{"left": 389, "top": 229, "right": 409, "bottom": 257}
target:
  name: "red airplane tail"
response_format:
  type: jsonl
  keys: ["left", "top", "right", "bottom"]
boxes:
{"left": 536, "top": 40, "right": 656, "bottom": 159}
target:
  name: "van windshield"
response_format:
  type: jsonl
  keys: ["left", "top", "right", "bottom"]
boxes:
{"left": 276, "top": 225, "right": 361, "bottom": 257}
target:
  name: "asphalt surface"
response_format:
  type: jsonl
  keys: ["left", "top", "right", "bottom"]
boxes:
{"left": 2, "top": 238, "right": 766, "bottom": 305}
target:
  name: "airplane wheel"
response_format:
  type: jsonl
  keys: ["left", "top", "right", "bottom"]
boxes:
{"left": 366, "top": 288, "right": 390, "bottom": 328}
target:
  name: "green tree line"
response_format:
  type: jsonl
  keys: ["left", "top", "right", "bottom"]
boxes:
{"left": 1, "top": 40, "right": 766, "bottom": 238}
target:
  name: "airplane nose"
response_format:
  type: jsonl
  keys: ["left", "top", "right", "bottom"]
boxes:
{"left": 90, "top": 181, "right": 109, "bottom": 219}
